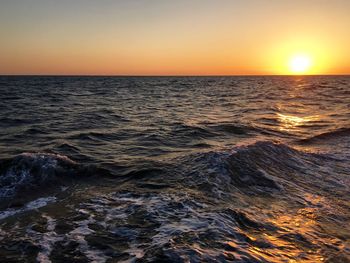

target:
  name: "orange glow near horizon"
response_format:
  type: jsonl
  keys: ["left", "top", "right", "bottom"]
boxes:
{"left": 263, "top": 36, "right": 337, "bottom": 75}
{"left": 0, "top": 37, "right": 346, "bottom": 76}
{"left": 0, "top": 1, "right": 349, "bottom": 75}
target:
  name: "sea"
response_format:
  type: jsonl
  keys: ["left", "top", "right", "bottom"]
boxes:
{"left": 0, "top": 76, "right": 349, "bottom": 262}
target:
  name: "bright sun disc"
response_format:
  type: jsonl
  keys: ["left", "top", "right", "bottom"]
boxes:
{"left": 289, "top": 55, "right": 312, "bottom": 74}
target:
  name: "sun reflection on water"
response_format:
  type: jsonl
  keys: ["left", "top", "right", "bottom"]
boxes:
{"left": 248, "top": 210, "right": 325, "bottom": 262}
{"left": 277, "top": 113, "right": 320, "bottom": 132}
{"left": 225, "top": 202, "right": 332, "bottom": 263}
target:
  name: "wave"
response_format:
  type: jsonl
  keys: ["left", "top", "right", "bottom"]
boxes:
{"left": 1, "top": 140, "right": 337, "bottom": 202}
{"left": 173, "top": 122, "right": 258, "bottom": 138}
{"left": 171, "top": 123, "right": 218, "bottom": 139}
{"left": 227, "top": 141, "right": 347, "bottom": 193}
{"left": 226, "top": 143, "right": 284, "bottom": 191}
{"left": 173, "top": 140, "right": 342, "bottom": 198}
{"left": 68, "top": 131, "right": 122, "bottom": 141}
{"left": 208, "top": 123, "right": 258, "bottom": 135}
{"left": 299, "top": 127, "right": 350, "bottom": 143}
{"left": 0, "top": 153, "right": 102, "bottom": 201}
{"left": 0, "top": 141, "right": 348, "bottom": 261}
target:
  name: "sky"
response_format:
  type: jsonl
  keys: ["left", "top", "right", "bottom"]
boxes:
{"left": 0, "top": 0, "right": 349, "bottom": 75}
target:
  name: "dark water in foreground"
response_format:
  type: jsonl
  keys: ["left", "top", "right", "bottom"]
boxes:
{"left": 0, "top": 76, "right": 350, "bottom": 262}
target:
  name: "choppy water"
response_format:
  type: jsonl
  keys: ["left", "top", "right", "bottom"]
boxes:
{"left": 0, "top": 76, "right": 349, "bottom": 262}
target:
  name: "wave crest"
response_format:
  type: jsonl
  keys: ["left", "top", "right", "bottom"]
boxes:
{"left": 0, "top": 153, "right": 80, "bottom": 199}
{"left": 299, "top": 127, "right": 350, "bottom": 143}
{"left": 179, "top": 140, "right": 337, "bottom": 197}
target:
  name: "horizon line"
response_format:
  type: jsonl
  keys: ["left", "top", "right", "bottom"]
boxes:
{"left": 1, "top": 73, "right": 350, "bottom": 77}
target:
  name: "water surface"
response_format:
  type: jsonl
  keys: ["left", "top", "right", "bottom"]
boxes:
{"left": 0, "top": 76, "right": 349, "bottom": 262}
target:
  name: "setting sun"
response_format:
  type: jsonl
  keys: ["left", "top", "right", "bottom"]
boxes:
{"left": 289, "top": 55, "right": 312, "bottom": 74}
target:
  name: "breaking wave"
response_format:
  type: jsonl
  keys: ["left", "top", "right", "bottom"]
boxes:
{"left": 0, "top": 153, "right": 98, "bottom": 200}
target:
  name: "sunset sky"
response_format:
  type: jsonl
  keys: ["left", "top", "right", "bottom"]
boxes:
{"left": 1, "top": 0, "right": 349, "bottom": 75}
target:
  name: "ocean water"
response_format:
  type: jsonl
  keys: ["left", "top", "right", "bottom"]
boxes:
{"left": 0, "top": 76, "right": 349, "bottom": 262}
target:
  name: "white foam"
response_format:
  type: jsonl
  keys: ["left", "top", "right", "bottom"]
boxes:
{"left": 34, "top": 214, "right": 63, "bottom": 263}
{"left": 68, "top": 216, "right": 109, "bottom": 263}
{"left": 0, "top": 196, "right": 56, "bottom": 220}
